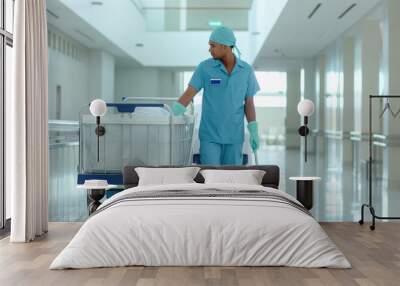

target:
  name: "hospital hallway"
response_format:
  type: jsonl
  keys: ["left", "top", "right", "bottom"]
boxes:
{"left": 26, "top": 0, "right": 399, "bottom": 226}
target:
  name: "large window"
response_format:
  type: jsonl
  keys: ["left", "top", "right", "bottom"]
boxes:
{"left": 0, "top": 0, "right": 14, "bottom": 231}
{"left": 253, "top": 72, "right": 287, "bottom": 146}
{"left": 254, "top": 71, "right": 287, "bottom": 107}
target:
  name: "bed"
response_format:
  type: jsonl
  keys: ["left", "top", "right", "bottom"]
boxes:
{"left": 50, "top": 165, "right": 350, "bottom": 269}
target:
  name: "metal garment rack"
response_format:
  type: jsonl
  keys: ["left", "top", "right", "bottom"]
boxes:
{"left": 359, "top": 95, "right": 400, "bottom": 230}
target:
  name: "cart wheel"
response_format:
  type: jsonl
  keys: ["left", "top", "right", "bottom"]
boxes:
{"left": 358, "top": 220, "right": 363, "bottom": 225}
{"left": 370, "top": 225, "right": 375, "bottom": 231}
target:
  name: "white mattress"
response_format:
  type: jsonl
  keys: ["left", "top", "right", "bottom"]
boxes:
{"left": 50, "top": 183, "right": 351, "bottom": 269}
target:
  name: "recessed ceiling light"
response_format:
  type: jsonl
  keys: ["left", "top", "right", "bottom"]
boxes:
{"left": 308, "top": 3, "right": 322, "bottom": 19}
{"left": 91, "top": 1, "right": 103, "bottom": 6}
{"left": 273, "top": 48, "right": 285, "bottom": 57}
{"left": 46, "top": 9, "right": 59, "bottom": 19}
{"left": 338, "top": 3, "right": 357, "bottom": 19}
{"left": 136, "top": 43, "right": 144, "bottom": 47}
{"left": 75, "top": 29, "right": 95, "bottom": 42}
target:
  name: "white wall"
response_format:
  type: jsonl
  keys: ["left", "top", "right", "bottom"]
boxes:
{"left": 145, "top": 8, "right": 166, "bottom": 31}
{"left": 48, "top": 26, "right": 90, "bottom": 120}
{"left": 48, "top": 26, "right": 116, "bottom": 120}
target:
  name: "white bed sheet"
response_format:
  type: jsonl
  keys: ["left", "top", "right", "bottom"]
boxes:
{"left": 50, "top": 183, "right": 351, "bottom": 269}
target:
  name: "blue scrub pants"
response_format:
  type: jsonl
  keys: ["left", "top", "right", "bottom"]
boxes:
{"left": 200, "top": 141, "right": 243, "bottom": 165}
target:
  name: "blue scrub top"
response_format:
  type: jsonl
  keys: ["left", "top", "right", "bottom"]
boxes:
{"left": 189, "top": 57, "right": 260, "bottom": 144}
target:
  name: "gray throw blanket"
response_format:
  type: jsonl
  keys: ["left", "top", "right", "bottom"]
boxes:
{"left": 91, "top": 189, "right": 311, "bottom": 217}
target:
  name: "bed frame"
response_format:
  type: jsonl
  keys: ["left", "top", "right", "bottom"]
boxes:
{"left": 123, "top": 165, "right": 280, "bottom": 189}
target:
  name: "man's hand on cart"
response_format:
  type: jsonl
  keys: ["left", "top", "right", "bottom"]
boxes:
{"left": 247, "top": 121, "right": 260, "bottom": 151}
{"left": 172, "top": 102, "right": 187, "bottom": 116}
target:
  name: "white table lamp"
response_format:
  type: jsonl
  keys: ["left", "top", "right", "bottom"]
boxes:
{"left": 90, "top": 99, "right": 107, "bottom": 117}
{"left": 89, "top": 99, "right": 107, "bottom": 162}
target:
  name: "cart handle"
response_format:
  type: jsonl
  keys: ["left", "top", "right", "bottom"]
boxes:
{"left": 106, "top": 103, "right": 164, "bottom": 113}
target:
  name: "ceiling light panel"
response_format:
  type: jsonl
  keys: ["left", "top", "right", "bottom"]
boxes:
{"left": 338, "top": 3, "right": 357, "bottom": 19}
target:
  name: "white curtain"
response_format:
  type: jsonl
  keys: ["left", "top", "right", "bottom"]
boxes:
{"left": 7, "top": 0, "right": 49, "bottom": 242}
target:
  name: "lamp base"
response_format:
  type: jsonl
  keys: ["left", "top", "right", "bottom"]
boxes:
{"left": 87, "top": 188, "right": 105, "bottom": 215}
{"left": 298, "top": 126, "right": 309, "bottom": 136}
{"left": 95, "top": 125, "right": 106, "bottom": 136}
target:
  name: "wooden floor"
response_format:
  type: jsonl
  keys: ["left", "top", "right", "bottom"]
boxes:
{"left": 0, "top": 222, "right": 399, "bottom": 286}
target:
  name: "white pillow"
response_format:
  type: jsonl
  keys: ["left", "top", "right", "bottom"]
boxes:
{"left": 135, "top": 167, "right": 201, "bottom": 186}
{"left": 200, "top": 169, "right": 266, "bottom": 185}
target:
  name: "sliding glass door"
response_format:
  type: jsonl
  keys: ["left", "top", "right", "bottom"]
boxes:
{"left": 0, "top": 0, "right": 14, "bottom": 230}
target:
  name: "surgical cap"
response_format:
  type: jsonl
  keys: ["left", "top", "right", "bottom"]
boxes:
{"left": 209, "top": 26, "right": 236, "bottom": 47}
{"left": 209, "top": 26, "right": 241, "bottom": 58}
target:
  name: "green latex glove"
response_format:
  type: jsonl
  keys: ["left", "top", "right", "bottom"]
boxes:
{"left": 247, "top": 121, "right": 260, "bottom": 151}
{"left": 171, "top": 102, "right": 187, "bottom": 116}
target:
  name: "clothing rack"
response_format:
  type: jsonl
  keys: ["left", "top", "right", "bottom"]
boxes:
{"left": 359, "top": 95, "right": 400, "bottom": 230}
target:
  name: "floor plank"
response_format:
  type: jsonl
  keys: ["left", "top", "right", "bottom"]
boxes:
{"left": 0, "top": 222, "right": 399, "bottom": 286}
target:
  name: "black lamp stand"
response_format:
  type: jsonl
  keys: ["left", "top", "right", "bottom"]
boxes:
{"left": 298, "top": 116, "right": 309, "bottom": 162}
{"left": 94, "top": 116, "right": 106, "bottom": 162}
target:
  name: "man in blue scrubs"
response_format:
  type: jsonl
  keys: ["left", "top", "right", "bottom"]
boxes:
{"left": 172, "top": 26, "right": 260, "bottom": 165}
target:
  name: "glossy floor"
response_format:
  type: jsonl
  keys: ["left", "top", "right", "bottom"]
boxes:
{"left": 258, "top": 141, "right": 399, "bottom": 222}
{"left": 48, "top": 137, "right": 400, "bottom": 222}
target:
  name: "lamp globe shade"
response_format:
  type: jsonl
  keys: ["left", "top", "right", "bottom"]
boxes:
{"left": 297, "top": 99, "right": 314, "bottom": 117}
{"left": 90, "top": 99, "right": 107, "bottom": 117}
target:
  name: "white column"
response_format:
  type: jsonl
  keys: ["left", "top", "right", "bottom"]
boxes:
{"left": 88, "top": 50, "right": 115, "bottom": 102}
{"left": 303, "top": 59, "right": 317, "bottom": 150}
{"left": 381, "top": 0, "right": 400, "bottom": 186}
{"left": 285, "top": 69, "right": 301, "bottom": 149}
{"left": 303, "top": 60, "right": 316, "bottom": 128}
{"left": 179, "top": 0, "right": 187, "bottom": 31}
{"left": 354, "top": 20, "right": 381, "bottom": 162}
{"left": 342, "top": 37, "right": 355, "bottom": 165}
{"left": 324, "top": 42, "right": 343, "bottom": 171}
{"left": 315, "top": 55, "right": 325, "bottom": 156}
{"left": 382, "top": 0, "right": 400, "bottom": 133}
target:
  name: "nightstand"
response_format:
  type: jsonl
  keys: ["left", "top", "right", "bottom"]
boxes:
{"left": 77, "top": 182, "right": 118, "bottom": 214}
{"left": 289, "top": 177, "right": 321, "bottom": 210}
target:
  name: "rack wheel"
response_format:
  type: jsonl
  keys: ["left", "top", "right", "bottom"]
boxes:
{"left": 358, "top": 220, "right": 363, "bottom": 225}
{"left": 370, "top": 225, "right": 375, "bottom": 231}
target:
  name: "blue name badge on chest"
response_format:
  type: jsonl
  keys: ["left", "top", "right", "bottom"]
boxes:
{"left": 210, "top": 78, "right": 221, "bottom": 85}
